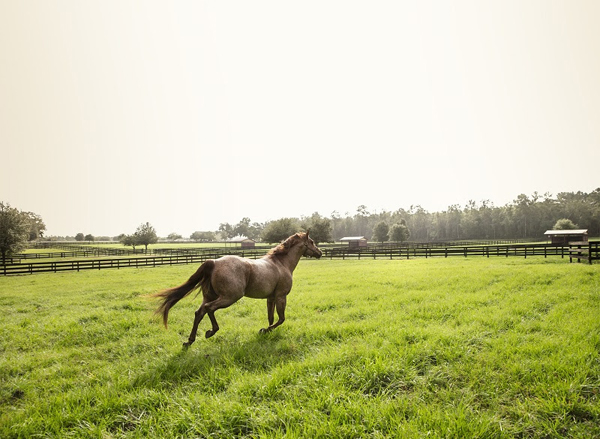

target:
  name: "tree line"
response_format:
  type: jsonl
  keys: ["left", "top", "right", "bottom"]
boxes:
{"left": 69, "top": 188, "right": 600, "bottom": 245}
{"left": 2, "top": 189, "right": 598, "bottom": 263}
{"left": 211, "top": 189, "right": 599, "bottom": 243}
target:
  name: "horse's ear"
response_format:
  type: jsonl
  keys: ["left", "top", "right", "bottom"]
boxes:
{"left": 306, "top": 229, "right": 310, "bottom": 238}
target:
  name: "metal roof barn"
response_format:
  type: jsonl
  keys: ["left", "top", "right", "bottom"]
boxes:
{"left": 340, "top": 236, "right": 368, "bottom": 248}
{"left": 543, "top": 229, "right": 588, "bottom": 245}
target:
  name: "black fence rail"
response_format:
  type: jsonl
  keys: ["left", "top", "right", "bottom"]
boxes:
{"left": 321, "top": 243, "right": 569, "bottom": 260}
{"left": 19, "top": 239, "right": 540, "bottom": 263}
{"left": 20, "top": 244, "right": 275, "bottom": 261}
{"left": 3, "top": 243, "right": 587, "bottom": 275}
{"left": 568, "top": 242, "right": 600, "bottom": 264}
{"left": 362, "top": 239, "right": 537, "bottom": 251}
{"left": 1, "top": 250, "right": 269, "bottom": 276}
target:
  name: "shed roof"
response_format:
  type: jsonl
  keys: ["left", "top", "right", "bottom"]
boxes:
{"left": 340, "top": 236, "right": 367, "bottom": 241}
{"left": 544, "top": 229, "right": 588, "bottom": 235}
{"left": 227, "top": 235, "right": 255, "bottom": 242}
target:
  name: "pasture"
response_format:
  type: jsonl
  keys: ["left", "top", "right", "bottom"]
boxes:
{"left": 1, "top": 258, "right": 599, "bottom": 438}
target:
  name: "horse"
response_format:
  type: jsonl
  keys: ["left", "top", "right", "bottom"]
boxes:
{"left": 151, "top": 231, "right": 322, "bottom": 347}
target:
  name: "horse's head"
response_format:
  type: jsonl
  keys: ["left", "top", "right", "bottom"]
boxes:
{"left": 302, "top": 230, "right": 322, "bottom": 259}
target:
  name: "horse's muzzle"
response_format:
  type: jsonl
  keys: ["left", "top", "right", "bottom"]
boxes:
{"left": 306, "top": 248, "right": 322, "bottom": 259}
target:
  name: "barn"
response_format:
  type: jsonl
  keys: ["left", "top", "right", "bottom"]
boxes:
{"left": 543, "top": 229, "right": 588, "bottom": 245}
{"left": 340, "top": 236, "right": 368, "bottom": 249}
{"left": 227, "top": 236, "right": 256, "bottom": 249}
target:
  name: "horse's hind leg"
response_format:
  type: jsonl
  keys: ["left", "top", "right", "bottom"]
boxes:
{"left": 205, "top": 311, "right": 219, "bottom": 338}
{"left": 184, "top": 301, "right": 207, "bottom": 348}
{"left": 202, "top": 295, "right": 240, "bottom": 339}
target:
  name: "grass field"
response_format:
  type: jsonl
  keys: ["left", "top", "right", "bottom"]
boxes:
{"left": 1, "top": 258, "right": 599, "bottom": 438}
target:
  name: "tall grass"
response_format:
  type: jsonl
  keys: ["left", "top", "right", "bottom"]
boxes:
{"left": 1, "top": 258, "right": 598, "bottom": 438}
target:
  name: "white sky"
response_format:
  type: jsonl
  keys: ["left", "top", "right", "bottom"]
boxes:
{"left": 1, "top": 1, "right": 599, "bottom": 237}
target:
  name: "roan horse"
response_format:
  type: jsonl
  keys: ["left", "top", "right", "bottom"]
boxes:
{"left": 152, "top": 232, "right": 322, "bottom": 347}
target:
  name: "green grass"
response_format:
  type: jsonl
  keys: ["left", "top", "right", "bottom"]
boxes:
{"left": 1, "top": 258, "right": 599, "bottom": 438}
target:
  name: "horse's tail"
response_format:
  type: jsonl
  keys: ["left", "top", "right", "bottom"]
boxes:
{"left": 151, "top": 260, "right": 215, "bottom": 328}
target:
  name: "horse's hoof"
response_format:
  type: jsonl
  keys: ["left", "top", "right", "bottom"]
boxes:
{"left": 259, "top": 328, "right": 268, "bottom": 334}
{"left": 182, "top": 342, "right": 191, "bottom": 349}
{"left": 205, "top": 330, "right": 215, "bottom": 339}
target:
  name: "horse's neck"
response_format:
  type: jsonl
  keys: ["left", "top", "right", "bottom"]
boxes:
{"left": 276, "top": 245, "right": 304, "bottom": 272}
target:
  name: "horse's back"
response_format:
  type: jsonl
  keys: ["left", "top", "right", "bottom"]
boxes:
{"left": 210, "top": 256, "right": 250, "bottom": 296}
{"left": 211, "top": 255, "right": 285, "bottom": 299}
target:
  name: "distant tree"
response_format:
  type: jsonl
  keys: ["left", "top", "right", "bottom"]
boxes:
{"left": 262, "top": 218, "right": 299, "bottom": 243}
{"left": 372, "top": 221, "right": 390, "bottom": 243}
{"left": 218, "top": 223, "right": 235, "bottom": 240}
{"left": 135, "top": 222, "right": 158, "bottom": 252}
{"left": 301, "top": 212, "right": 333, "bottom": 244}
{"left": 553, "top": 218, "right": 578, "bottom": 230}
{"left": 357, "top": 205, "right": 370, "bottom": 216}
{"left": 120, "top": 234, "right": 138, "bottom": 251}
{"left": 355, "top": 205, "right": 371, "bottom": 237}
{"left": 167, "top": 233, "right": 183, "bottom": 241}
{"left": 84, "top": 234, "right": 94, "bottom": 242}
{"left": 75, "top": 233, "right": 85, "bottom": 242}
{"left": 21, "top": 211, "right": 46, "bottom": 241}
{"left": 0, "top": 202, "right": 30, "bottom": 265}
{"left": 233, "top": 217, "right": 251, "bottom": 239}
{"left": 233, "top": 217, "right": 263, "bottom": 240}
{"left": 390, "top": 223, "right": 411, "bottom": 242}
{"left": 190, "top": 231, "right": 216, "bottom": 241}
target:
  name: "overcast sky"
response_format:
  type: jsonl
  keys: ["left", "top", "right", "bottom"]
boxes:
{"left": 1, "top": 1, "right": 599, "bottom": 237}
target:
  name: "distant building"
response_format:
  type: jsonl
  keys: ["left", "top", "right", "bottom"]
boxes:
{"left": 227, "top": 236, "right": 256, "bottom": 249}
{"left": 340, "top": 236, "right": 368, "bottom": 249}
{"left": 544, "top": 229, "right": 588, "bottom": 245}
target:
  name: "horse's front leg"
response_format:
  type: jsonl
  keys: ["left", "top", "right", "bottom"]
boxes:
{"left": 266, "top": 297, "right": 275, "bottom": 326}
{"left": 260, "top": 295, "right": 286, "bottom": 334}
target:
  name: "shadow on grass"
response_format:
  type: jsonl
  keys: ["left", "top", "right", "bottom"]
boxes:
{"left": 131, "top": 330, "right": 306, "bottom": 393}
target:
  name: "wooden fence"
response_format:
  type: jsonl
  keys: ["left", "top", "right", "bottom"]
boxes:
{"left": 1, "top": 243, "right": 582, "bottom": 275}
{"left": 320, "top": 243, "right": 568, "bottom": 260}
{"left": 1, "top": 250, "right": 268, "bottom": 275}
{"left": 568, "top": 241, "right": 600, "bottom": 264}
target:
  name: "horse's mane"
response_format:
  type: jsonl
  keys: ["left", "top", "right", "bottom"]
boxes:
{"left": 267, "top": 233, "right": 304, "bottom": 257}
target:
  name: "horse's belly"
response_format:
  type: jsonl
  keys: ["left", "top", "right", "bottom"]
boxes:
{"left": 244, "top": 261, "right": 283, "bottom": 298}
{"left": 244, "top": 278, "right": 279, "bottom": 299}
